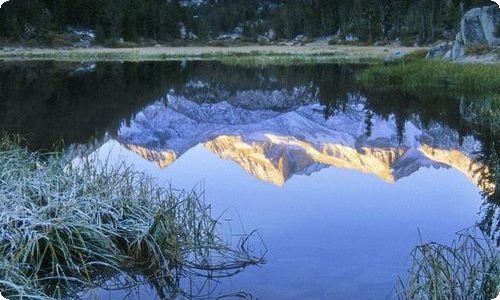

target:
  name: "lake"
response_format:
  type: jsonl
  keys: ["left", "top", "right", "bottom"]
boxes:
{"left": 0, "top": 61, "right": 495, "bottom": 299}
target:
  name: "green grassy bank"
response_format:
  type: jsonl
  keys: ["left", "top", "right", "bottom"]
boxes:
{"left": 358, "top": 51, "right": 500, "bottom": 95}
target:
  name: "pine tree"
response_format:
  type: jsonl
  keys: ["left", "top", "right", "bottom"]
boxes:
{"left": 0, "top": 0, "right": 496, "bottom": 44}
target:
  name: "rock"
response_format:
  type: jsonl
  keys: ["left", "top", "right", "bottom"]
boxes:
{"left": 429, "top": 5, "right": 499, "bottom": 61}
{"left": 266, "top": 29, "right": 276, "bottom": 41}
{"left": 292, "top": 34, "right": 308, "bottom": 45}
{"left": 393, "top": 38, "right": 402, "bottom": 47}
{"left": 480, "top": 5, "right": 500, "bottom": 47}
{"left": 426, "top": 43, "right": 450, "bottom": 59}
{"left": 443, "top": 50, "right": 452, "bottom": 61}
{"left": 345, "top": 33, "right": 359, "bottom": 42}
{"left": 257, "top": 35, "right": 270, "bottom": 43}
{"left": 294, "top": 34, "right": 307, "bottom": 42}
{"left": 393, "top": 51, "right": 405, "bottom": 59}
{"left": 384, "top": 51, "right": 406, "bottom": 64}
{"left": 451, "top": 42, "right": 464, "bottom": 60}
{"left": 328, "top": 29, "right": 342, "bottom": 45}
{"left": 461, "top": 5, "right": 500, "bottom": 47}
{"left": 461, "top": 8, "right": 487, "bottom": 46}
{"left": 179, "top": 22, "right": 187, "bottom": 39}
{"left": 65, "top": 27, "right": 96, "bottom": 48}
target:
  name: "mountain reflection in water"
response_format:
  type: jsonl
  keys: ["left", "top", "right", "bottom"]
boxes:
{"left": 0, "top": 61, "right": 497, "bottom": 299}
{"left": 114, "top": 88, "right": 493, "bottom": 193}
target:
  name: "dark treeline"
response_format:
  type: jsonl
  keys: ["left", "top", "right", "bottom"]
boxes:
{"left": 0, "top": 61, "right": 189, "bottom": 149}
{"left": 0, "top": 0, "right": 494, "bottom": 45}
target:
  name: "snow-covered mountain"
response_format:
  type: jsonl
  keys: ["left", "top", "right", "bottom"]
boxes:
{"left": 115, "top": 84, "right": 493, "bottom": 192}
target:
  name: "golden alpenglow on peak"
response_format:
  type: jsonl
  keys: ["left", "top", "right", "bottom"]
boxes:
{"left": 203, "top": 134, "right": 415, "bottom": 186}
{"left": 205, "top": 135, "right": 492, "bottom": 190}
{"left": 264, "top": 134, "right": 404, "bottom": 183}
{"left": 204, "top": 135, "right": 290, "bottom": 186}
{"left": 122, "top": 134, "right": 493, "bottom": 191}
{"left": 126, "top": 144, "right": 177, "bottom": 169}
{"left": 420, "top": 144, "right": 496, "bottom": 195}
{"left": 115, "top": 92, "right": 496, "bottom": 193}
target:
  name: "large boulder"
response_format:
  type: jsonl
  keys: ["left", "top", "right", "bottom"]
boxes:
{"left": 427, "top": 5, "right": 499, "bottom": 61}
{"left": 461, "top": 5, "right": 500, "bottom": 47}
{"left": 461, "top": 8, "right": 487, "bottom": 46}
{"left": 482, "top": 5, "right": 500, "bottom": 47}
{"left": 451, "top": 42, "right": 465, "bottom": 59}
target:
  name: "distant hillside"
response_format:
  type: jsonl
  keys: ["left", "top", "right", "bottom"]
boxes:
{"left": 0, "top": 0, "right": 495, "bottom": 47}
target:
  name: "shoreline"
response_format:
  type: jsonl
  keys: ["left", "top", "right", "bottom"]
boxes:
{"left": 0, "top": 45, "right": 425, "bottom": 62}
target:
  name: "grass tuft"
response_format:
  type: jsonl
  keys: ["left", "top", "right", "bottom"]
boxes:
{"left": 0, "top": 137, "right": 264, "bottom": 299}
{"left": 395, "top": 226, "right": 499, "bottom": 300}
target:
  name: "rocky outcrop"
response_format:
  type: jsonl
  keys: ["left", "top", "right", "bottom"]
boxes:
{"left": 427, "top": 5, "right": 499, "bottom": 62}
{"left": 426, "top": 43, "right": 450, "bottom": 59}
{"left": 461, "top": 5, "right": 500, "bottom": 48}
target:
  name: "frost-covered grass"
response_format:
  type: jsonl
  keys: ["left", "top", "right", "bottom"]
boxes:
{"left": 0, "top": 137, "right": 264, "bottom": 299}
{"left": 395, "top": 227, "right": 499, "bottom": 300}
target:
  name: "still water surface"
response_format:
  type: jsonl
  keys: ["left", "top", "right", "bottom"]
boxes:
{"left": 0, "top": 61, "right": 492, "bottom": 299}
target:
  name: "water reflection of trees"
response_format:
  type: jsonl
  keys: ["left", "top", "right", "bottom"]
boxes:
{"left": 0, "top": 62, "right": 363, "bottom": 147}
{"left": 0, "top": 62, "right": 190, "bottom": 149}
{"left": 467, "top": 108, "right": 499, "bottom": 245}
{"left": 1, "top": 61, "right": 497, "bottom": 243}
{"left": 358, "top": 89, "right": 499, "bottom": 245}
